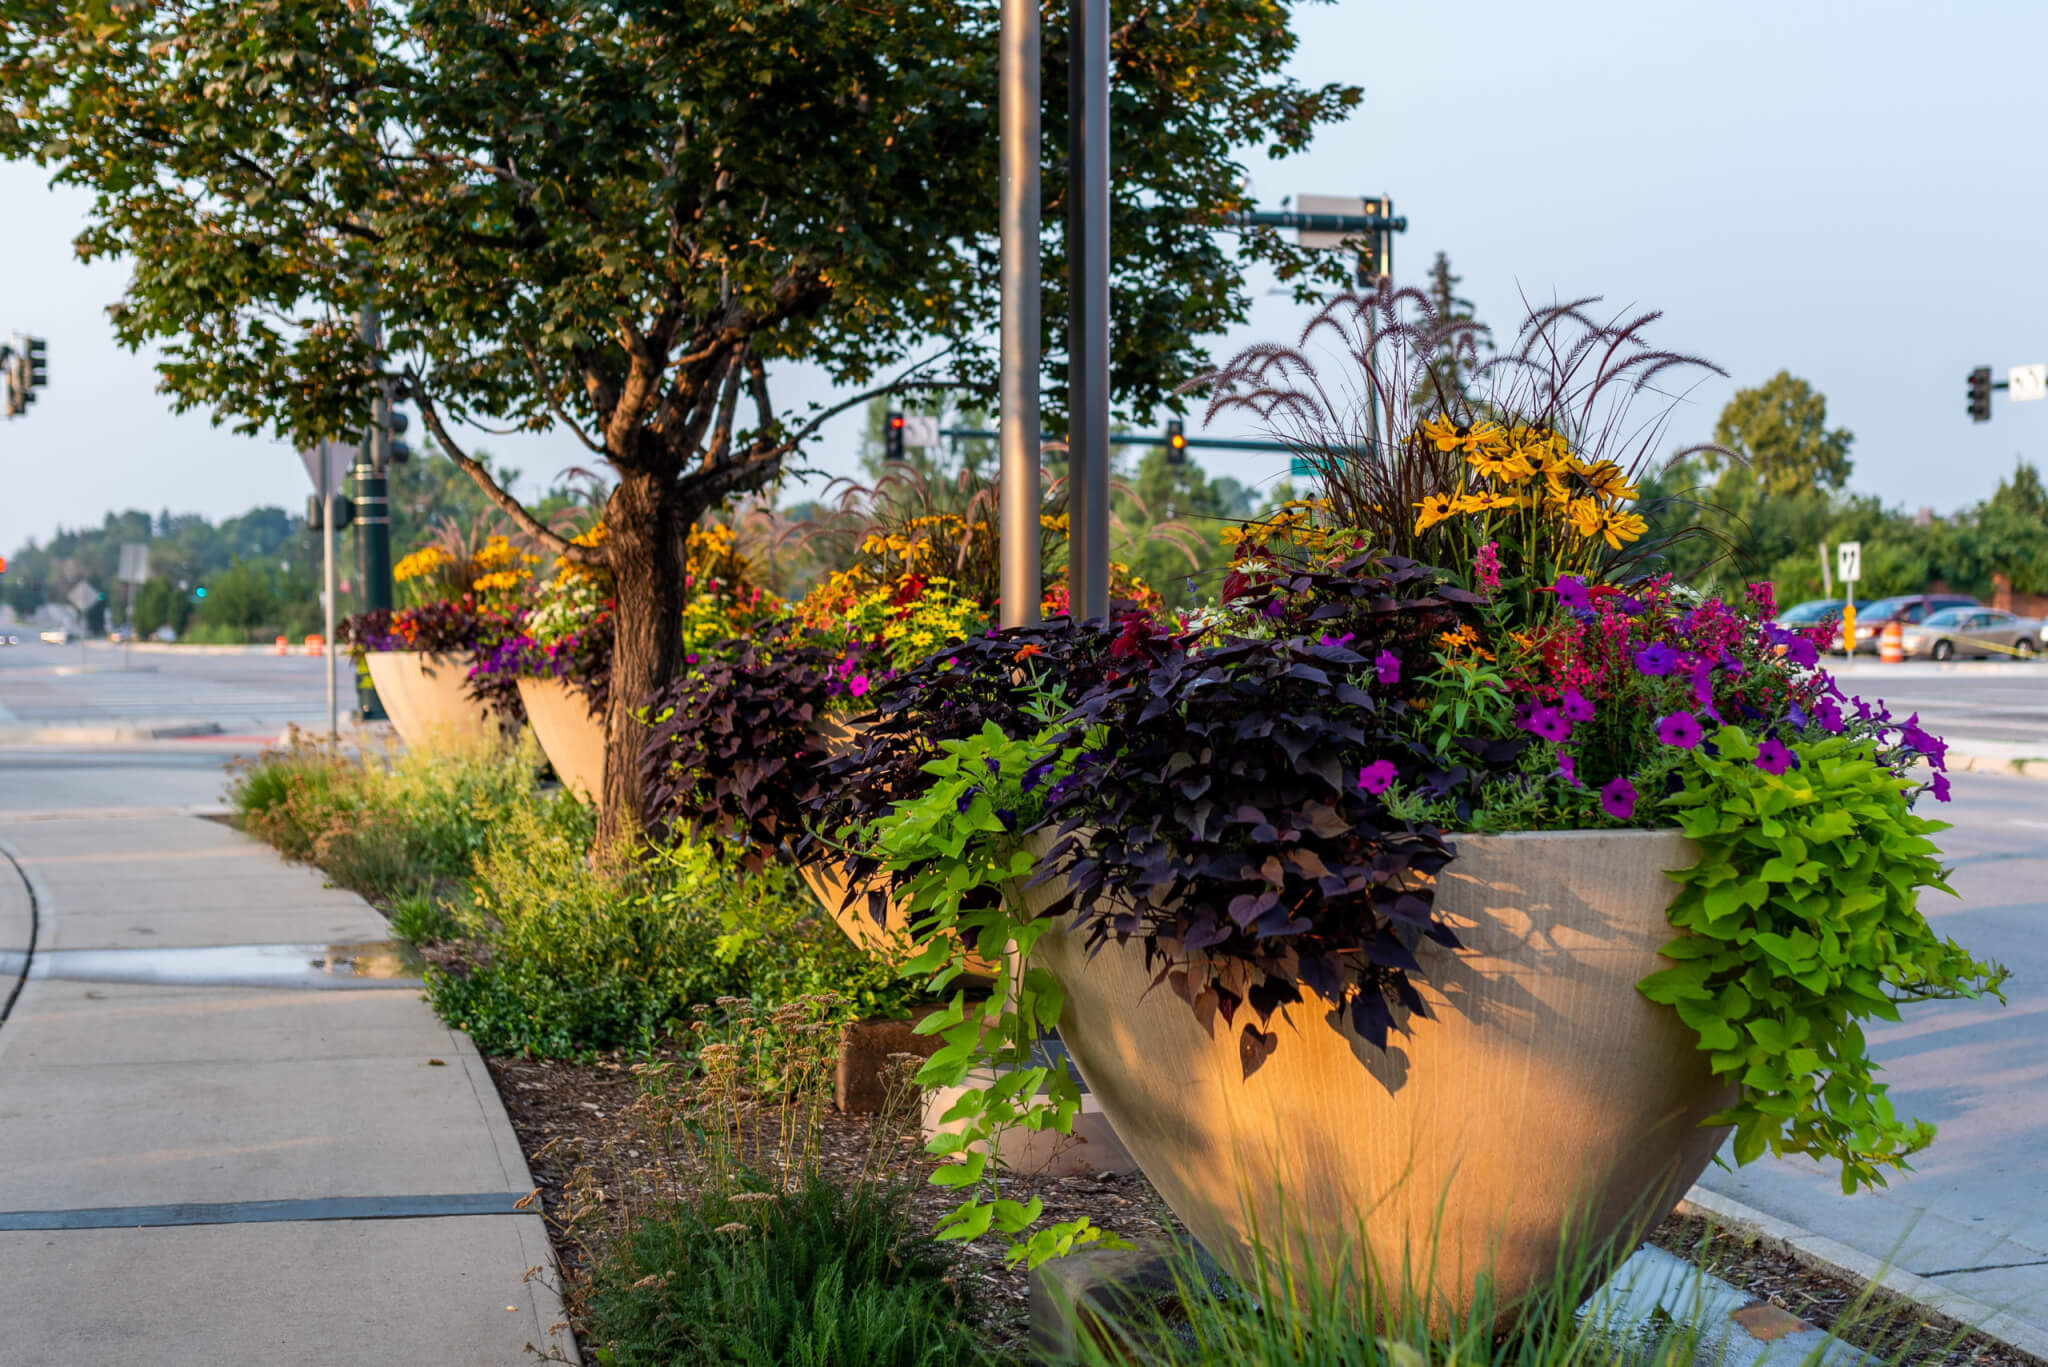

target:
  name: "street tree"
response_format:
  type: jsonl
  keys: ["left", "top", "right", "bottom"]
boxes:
{"left": 1706, "top": 371, "right": 1856, "bottom": 498}
{"left": 0, "top": 0, "right": 1360, "bottom": 844}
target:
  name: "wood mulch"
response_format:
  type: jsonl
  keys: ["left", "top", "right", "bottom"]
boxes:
{"left": 488, "top": 1049, "right": 2040, "bottom": 1366}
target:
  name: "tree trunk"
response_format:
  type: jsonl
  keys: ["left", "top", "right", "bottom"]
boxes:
{"left": 598, "top": 466, "right": 693, "bottom": 852}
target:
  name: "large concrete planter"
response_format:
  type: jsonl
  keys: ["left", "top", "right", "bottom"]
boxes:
{"left": 363, "top": 650, "right": 500, "bottom": 750}
{"left": 1019, "top": 828, "right": 1731, "bottom": 1314}
{"left": 516, "top": 676, "right": 605, "bottom": 803}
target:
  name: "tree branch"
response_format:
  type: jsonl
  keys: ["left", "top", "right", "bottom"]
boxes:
{"left": 748, "top": 347, "right": 960, "bottom": 464}
{"left": 521, "top": 342, "right": 606, "bottom": 454}
{"left": 409, "top": 374, "right": 602, "bottom": 566}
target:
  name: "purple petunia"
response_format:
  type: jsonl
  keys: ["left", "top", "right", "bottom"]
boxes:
{"left": 1375, "top": 650, "right": 1402, "bottom": 686}
{"left": 1929, "top": 771, "right": 1953, "bottom": 803}
{"left": 1600, "top": 776, "right": 1638, "bottom": 820}
{"left": 1656, "top": 711, "right": 1704, "bottom": 749}
{"left": 1552, "top": 575, "right": 1591, "bottom": 610}
{"left": 1633, "top": 642, "right": 1677, "bottom": 676}
{"left": 1755, "top": 739, "right": 1796, "bottom": 775}
{"left": 1561, "top": 688, "right": 1596, "bottom": 723}
{"left": 1557, "top": 752, "right": 1580, "bottom": 787}
{"left": 1813, "top": 697, "right": 1846, "bottom": 734}
{"left": 1357, "top": 759, "right": 1399, "bottom": 795}
{"left": 1320, "top": 631, "right": 1356, "bottom": 649}
{"left": 1524, "top": 707, "right": 1573, "bottom": 743}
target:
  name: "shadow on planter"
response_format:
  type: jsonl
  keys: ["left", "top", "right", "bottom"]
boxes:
{"left": 1014, "top": 827, "right": 1735, "bottom": 1322}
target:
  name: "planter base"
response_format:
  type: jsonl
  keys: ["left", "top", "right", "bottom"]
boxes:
{"left": 363, "top": 651, "right": 506, "bottom": 751}
{"left": 1023, "top": 828, "right": 1733, "bottom": 1316}
{"left": 514, "top": 676, "right": 604, "bottom": 803}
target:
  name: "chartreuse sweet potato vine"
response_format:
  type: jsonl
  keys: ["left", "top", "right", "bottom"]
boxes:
{"left": 1643, "top": 725, "right": 2007, "bottom": 1194}
{"left": 863, "top": 719, "right": 1127, "bottom": 1270}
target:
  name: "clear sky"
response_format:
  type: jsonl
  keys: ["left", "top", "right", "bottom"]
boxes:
{"left": 2, "top": 0, "right": 2044, "bottom": 557}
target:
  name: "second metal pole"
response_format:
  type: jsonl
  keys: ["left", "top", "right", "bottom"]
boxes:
{"left": 322, "top": 450, "right": 339, "bottom": 744}
{"left": 998, "top": 0, "right": 1042, "bottom": 629}
{"left": 1066, "top": 0, "right": 1110, "bottom": 622}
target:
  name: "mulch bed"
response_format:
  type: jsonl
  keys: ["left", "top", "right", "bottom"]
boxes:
{"left": 488, "top": 1050, "right": 2040, "bottom": 1366}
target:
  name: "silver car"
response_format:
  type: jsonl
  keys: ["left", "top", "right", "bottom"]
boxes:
{"left": 1897, "top": 607, "right": 2044, "bottom": 661}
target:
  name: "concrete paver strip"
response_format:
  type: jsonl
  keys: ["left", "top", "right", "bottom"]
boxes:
{"left": 0, "top": 810, "right": 573, "bottom": 1364}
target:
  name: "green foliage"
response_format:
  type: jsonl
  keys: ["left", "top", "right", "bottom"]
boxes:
{"left": 233, "top": 735, "right": 917, "bottom": 1056}
{"left": 228, "top": 733, "right": 544, "bottom": 902}
{"left": 1706, "top": 371, "right": 1856, "bottom": 498}
{"left": 580, "top": 1173, "right": 986, "bottom": 1367}
{"left": 1642, "top": 726, "right": 2008, "bottom": 1192}
{"left": 859, "top": 720, "right": 1119, "bottom": 1268}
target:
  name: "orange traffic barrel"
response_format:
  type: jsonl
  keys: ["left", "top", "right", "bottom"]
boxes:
{"left": 1880, "top": 620, "right": 1904, "bottom": 664}
{"left": 275, "top": 636, "right": 289, "bottom": 655}
{"left": 304, "top": 634, "right": 325, "bottom": 657}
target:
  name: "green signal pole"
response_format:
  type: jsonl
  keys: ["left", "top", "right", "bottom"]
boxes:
{"left": 354, "top": 305, "right": 393, "bottom": 720}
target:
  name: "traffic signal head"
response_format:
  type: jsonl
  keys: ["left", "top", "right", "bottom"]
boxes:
{"left": 884, "top": 410, "right": 906, "bottom": 462}
{"left": 1165, "top": 419, "right": 1187, "bottom": 465}
{"left": 24, "top": 337, "right": 46, "bottom": 388}
{"left": 194, "top": 585, "right": 207, "bottom": 599}
{"left": 1968, "top": 366, "right": 1992, "bottom": 423}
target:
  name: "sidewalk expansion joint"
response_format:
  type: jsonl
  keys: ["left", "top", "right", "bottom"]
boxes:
{"left": 0, "top": 1192, "right": 540, "bottom": 1232}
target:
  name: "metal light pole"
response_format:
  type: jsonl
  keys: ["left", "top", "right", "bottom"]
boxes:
{"left": 354, "top": 306, "right": 393, "bottom": 720}
{"left": 1066, "top": 0, "right": 1110, "bottom": 622}
{"left": 321, "top": 449, "right": 340, "bottom": 743}
{"left": 997, "top": 0, "right": 1042, "bottom": 629}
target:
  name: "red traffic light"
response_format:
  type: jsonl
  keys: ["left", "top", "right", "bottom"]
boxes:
{"left": 888, "top": 413, "right": 905, "bottom": 430}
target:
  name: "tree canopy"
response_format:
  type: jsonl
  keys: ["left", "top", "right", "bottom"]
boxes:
{"left": 1, "top": 0, "right": 1360, "bottom": 839}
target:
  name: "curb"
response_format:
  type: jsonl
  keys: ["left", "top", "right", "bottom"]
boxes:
{"left": 0, "top": 721, "right": 225, "bottom": 744}
{"left": 1945, "top": 751, "right": 2048, "bottom": 780}
{"left": 1679, "top": 1186, "right": 2048, "bottom": 1364}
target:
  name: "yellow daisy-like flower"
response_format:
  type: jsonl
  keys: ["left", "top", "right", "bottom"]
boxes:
{"left": 1462, "top": 421, "right": 1510, "bottom": 457}
{"left": 1413, "top": 493, "right": 1459, "bottom": 533}
{"left": 393, "top": 546, "right": 453, "bottom": 583}
{"left": 1466, "top": 446, "right": 1537, "bottom": 484}
{"left": 471, "top": 570, "right": 527, "bottom": 592}
{"left": 1438, "top": 623, "right": 1480, "bottom": 650}
{"left": 1582, "top": 460, "right": 1639, "bottom": 502}
{"left": 1452, "top": 490, "right": 1518, "bottom": 515}
{"left": 1420, "top": 415, "right": 1462, "bottom": 453}
{"left": 1569, "top": 501, "right": 1648, "bottom": 549}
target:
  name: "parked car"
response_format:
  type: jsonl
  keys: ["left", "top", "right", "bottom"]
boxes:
{"left": 1898, "top": 606, "right": 2043, "bottom": 661}
{"left": 1846, "top": 593, "right": 1981, "bottom": 654}
{"left": 1776, "top": 597, "right": 1870, "bottom": 630}
{"left": 39, "top": 628, "right": 74, "bottom": 645}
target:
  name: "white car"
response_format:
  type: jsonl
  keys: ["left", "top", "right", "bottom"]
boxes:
{"left": 39, "top": 628, "right": 73, "bottom": 645}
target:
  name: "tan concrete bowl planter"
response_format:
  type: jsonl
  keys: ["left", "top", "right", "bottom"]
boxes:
{"left": 515, "top": 676, "right": 605, "bottom": 803}
{"left": 1016, "top": 827, "right": 1732, "bottom": 1314}
{"left": 363, "top": 650, "right": 504, "bottom": 751}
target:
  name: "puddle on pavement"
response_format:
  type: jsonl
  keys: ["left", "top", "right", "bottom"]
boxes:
{"left": 27, "top": 940, "right": 424, "bottom": 989}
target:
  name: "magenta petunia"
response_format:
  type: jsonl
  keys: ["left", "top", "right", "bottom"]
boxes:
{"left": 848, "top": 675, "right": 871, "bottom": 697}
{"left": 1556, "top": 752, "right": 1580, "bottom": 787}
{"left": 1375, "top": 650, "right": 1401, "bottom": 686}
{"left": 1599, "top": 776, "right": 1638, "bottom": 820}
{"left": 1523, "top": 707, "right": 1572, "bottom": 743}
{"left": 1561, "top": 688, "right": 1596, "bottom": 723}
{"left": 1357, "top": 759, "right": 1399, "bottom": 795}
{"left": 1552, "top": 574, "right": 1591, "bottom": 609}
{"left": 1656, "top": 712, "right": 1703, "bottom": 749}
{"left": 1754, "top": 738, "right": 1796, "bottom": 775}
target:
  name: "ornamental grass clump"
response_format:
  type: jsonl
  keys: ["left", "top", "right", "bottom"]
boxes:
{"left": 813, "top": 283, "right": 2006, "bottom": 1263}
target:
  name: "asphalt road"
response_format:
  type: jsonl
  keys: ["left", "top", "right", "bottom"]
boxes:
{"left": 0, "top": 642, "right": 333, "bottom": 739}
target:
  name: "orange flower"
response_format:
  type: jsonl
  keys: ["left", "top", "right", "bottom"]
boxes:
{"left": 1014, "top": 644, "right": 1045, "bottom": 661}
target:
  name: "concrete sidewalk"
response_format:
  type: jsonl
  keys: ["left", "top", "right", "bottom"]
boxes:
{"left": 0, "top": 807, "right": 574, "bottom": 1365}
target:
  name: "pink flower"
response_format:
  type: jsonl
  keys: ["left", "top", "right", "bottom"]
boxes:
{"left": 1473, "top": 541, "right": 1502, "bottom": 593}
{"left": 848, "top": 675, "right": 871, "bottom": 698}
{"left": 1357, "top": 760, "right": 1398, "bottom": 795}
{"left": 1599, "top": 776, "right": 1638, "bottom": 820}
{"left": 1375, "top": 651, "right": 1401, "bottom": 686}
